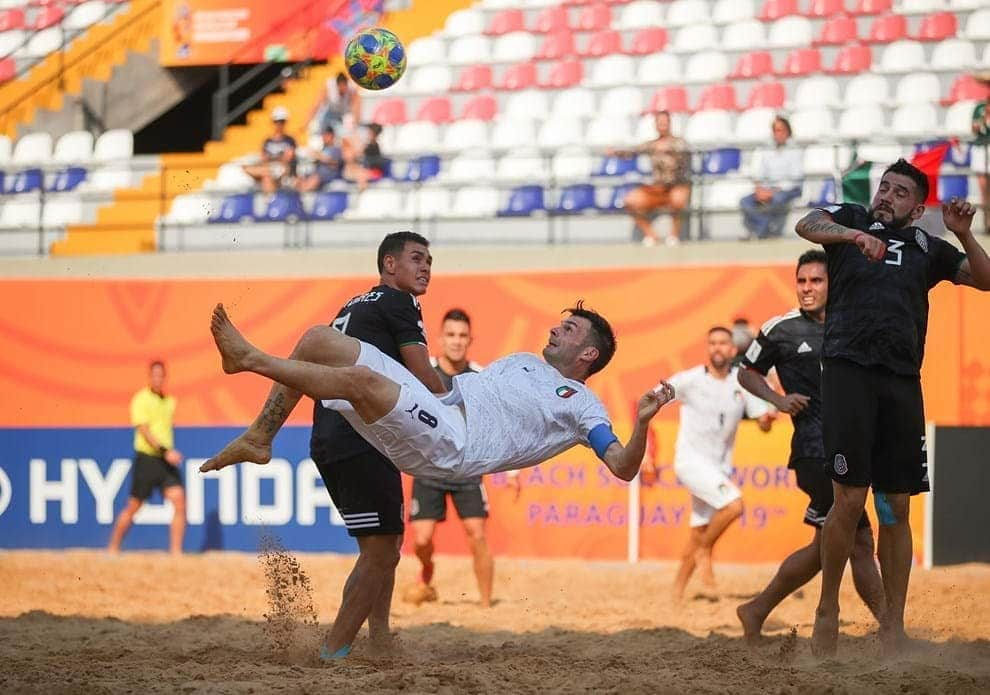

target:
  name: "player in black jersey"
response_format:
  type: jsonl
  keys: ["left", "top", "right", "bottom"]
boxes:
{"left": 736, "top": 251, "right": 884, "bottom": 643}
{"left": 204, "top": 231, "right": 445, "bottom": 660}
{"left": 795, "top": 159, "right": 990, "bottom": 656}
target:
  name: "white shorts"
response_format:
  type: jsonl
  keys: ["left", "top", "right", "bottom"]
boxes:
{"left": 675, "top": 461, "right": 742, "bottom": 528}
{"left": 322, "top": 341, "right": 468, "bottom": 481}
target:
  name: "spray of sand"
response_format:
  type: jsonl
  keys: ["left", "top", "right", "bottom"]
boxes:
{"left": 258, "top": 533, "right": 322, "bottom": 664}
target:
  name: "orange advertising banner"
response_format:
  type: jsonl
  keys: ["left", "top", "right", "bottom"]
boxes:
{"left": 2, "top": 264, "right": 988, "bottom": 560}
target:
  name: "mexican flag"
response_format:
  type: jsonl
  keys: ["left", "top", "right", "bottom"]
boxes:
{"left": 841, "top": 142, "right": 951, "bottom": 206}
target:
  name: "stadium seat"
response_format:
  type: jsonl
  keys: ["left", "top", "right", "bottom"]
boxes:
{"left": 0, "top": 135, "right": 10, "bottom": 165}
{"left": 257, "top": 190, "right": 305, "bottom": 222}
{"left": 722, "top": 20, "right": 766, "bottom": 51}
{"left": 65, "top": 2, "right": 108, "bottom": 31}
{"left": 827, "top": 44, "right": 871, "bottom": 73}
{"left": 700, "top": 147, "right": 742, "bottom": 174}
{"left": 0, "top": 30, "right": 25, "bottom": 57}
{"left": 53, "top": 130, "right": 94, "bottom": 163}
{"left": 536, "top": 30, "right": 575, "bottom": 60}
{"left": 577, "top": 3, "right": 612, "bottom": 31}
{"left": 444, "top": 8, "right": 484, "bottom": 36}
{"left": 626, "top": 27, "right": 667, "bottom": 55}
{"left": 791, "top": 108, "right": 836, "bottom": 142}
{"left": 600, "top": 86, "right": 644, "bottom": 118}
{"left": 491, "top": 118, "right": 538, "bottom": 149}
{"left": 805, "top": 178, "right": 838, "bottom": 207}
{"left": 636, "top": 53, "right": 682, "bottom": 85}
{"left": 778, "top": 48, "right": 822, "bottom": 76}
{"left": 31, "top": 5, "right": 63, "bottom": 30}
{"left": 695, "top": 83, "right": 739, "bottom": 112}
{"left": 415, "top": 97, "right": 453, "bottom": 124}
{"left": 538, "top": 118, "right": 584, "bottom": 148}
{"left": 647, "top": 86, "right": 690, "bottom": 113}
{"left": 12, "top": 132, "right": 52, "bottom": 164}
{"left": 856, "top": 143, "right": 907, "bottom": 163}
{"left": 505, "top": 90, "right": 549, "bottom": 120}
{"left": 599, "top": 182, "right": 640, "bottom": 212}
{"left": 555, "top": 183, "right": 597, "bottom": 214}
{"left": 207, "top": 163, "right": 254, "bottom": 191}
{"left": 734, "top": 107, "right": 776, "bottom": 144}
{"left": 915, "top": 12, "right": 957, "bottom": 41}
{"left": 460, "top": 94, "right": 497, "bottom": 121}
{"left": 671, "top": 24, "right": 718, "bottom": 53}
{"left": 0, "top": 9, "right": 25, "bottom": 31}
{"left": 586, "top": 116, "right": 632, "bottom": 147}
{"left": 899, "top": 0, "right": 945, "bottom": 12}
{"left": 493, "top": 32, "right": 537, "bottom": 62}
{"left": 210, "top": 193, "right": 255, "bottom": 223}
{"left": 496, "top": 62, "right": 537, "bottom": 90}
{"left": 486, "top": 8, "right": 524, "bottom": 35}
{"left": 407, "top": 65, "right": 453, "bottom": 94}
{"left": 930, "top": 38, "right": 978, "bottom": 70}
{"left": 894, "top": 72, "right": 940, "bottom": 105}
{"left": 552, "top": 146, "right": 596, "bottom": 182}
{"left": 802, "top": 144, "right": 853, "bottom": 175}
{"left": 593, "top": 154, "right": 638, "bottom": 176}
{"left": 533, "top": 5, "right": 570, "bottom": 33}
{"left": 943, "top": 75, "right": 990, "bottom": 105}
{"left": 48, "top": 166, "right": 86, "bottom": 192}
{"left": 390, "top": 121, "right": 440, "bottom": 155}
{"left": 370, "top": 98, "right": 407, "bottom": 125}
{"left": 0, "top": 57, "right": 14, "bottom": 83}
{"left": 407, "top": 36, "right": 446, "bottom": 65}
{"left": 703, "top": 179, "right": 754, "bottom": 210}
{"left": 943, "top": 100, "right": 979, "bottom": 136}
{"left": 938, "top": 175, "right": 968, "bottom": 202}
{"left": 666, "top": 0, "right": 708, "bottom": 27}
{"left": 891, "top": 103, "right": 938, "bottom": 138}
{"left": 16, "top": 26, "right": 62, "bottom": 58}
{"left": 453, "top": 65, "right": 492, "bottom": 92}
{"left": 816, "top": 16, "right": 858, "bottom": 45}
{"left": 713, "top": 0, "right": 756, "bottom": 24}
{"left": 746, "top": 81, "right": 786, "bottom": 109}
{"left": 86, "top": 166, "right": 132, "bottom": 192}
{"left": 94, "top": 130, "right": 133, "bottom": 161}
{"left": 616, "top": 0, "right": 664, "bottom": 29}
{"left": 580, "top": 29, "right": 621, "bottom": 57}
{"left": 446, "top": 186, "right": 499, "bottom": 218}
{"left": 635, "top": 112, "right": 687, "bottom": 141}
{"left": 685, "top": 110, "right": 733, "bottom": 147}
{"left": 950, "top": 0, "right": 985, "bottom": 9}
{"left": 495, "top": 149, "right": 549, "bottom": 182}
{"left": 404, "top": 187, "right": 452, "bottom": 219}
{"left": 589, "top": 54, "right": 634, "bottom": 86}
{"left": 442, "top": 119, "right": 489, "bottom": 151}
{"left": 769, "top": 16, "right": 814, "bottom": 47}
{"left": 498, "top": 185, "right": 545, "bottom": 216}
{"left": 342, "top": 189, "right": 404, "bottom": 220}
{"left": 850, "top": 0, "right": 892, "bottom": 14}
{"left": 400, "top": 155, "right": 441, "bottom": 182}
{"left": 965, "top": 9, "right": 990, "bottom": 39}
{"left": 5, "top": 168, "right": 42, "bottom": 194}
{"left": 730, "top": 51, "right": 775, "bottom": 79}
{"left": 540, "top": 59, "right": 583, "bottom": 88}
{"left": 447, "top": 35, "right": 491, "bottom": 66}
{"left": 805, "top": 0, "right": 845, "bottom": 17}
{"left": 843, "top": 73, "right": 889, "bottom": 106}
{"left": 0, "top": 198, "right": 40, "bottom": 227}
{"left": 866, "top": 14, "right": 907, "bottom": 43}
{"left": 163, "top": 193, "right": 214, "bottom": 226}
{"left": 550, "top": 88, "right": 596, "bottom": 119}
{"left": 874, "top": 39, "right": 926, "bottom": 73}
{"left": 838, "top": 105, "right": 885, "bottom": 139}
{"left": 791, "top": 75, "right": 841, "bottom": 109}
{"left": 758, "top": 0, "right": 799, "bottom": 21}
{"left": 684, "top": 51, "right": 729, "bottom": 83}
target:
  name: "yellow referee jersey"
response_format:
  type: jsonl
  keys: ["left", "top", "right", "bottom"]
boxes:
{"left": 130, "top": 387, "right": 177, "bottom": 455}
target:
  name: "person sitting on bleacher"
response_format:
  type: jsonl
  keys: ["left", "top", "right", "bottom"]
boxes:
{"left": 308, "top": 73, "right": 362, "bottom": 136}
{"left": 243, "top": 106, "right": 298, "bottom": 194}
{"left": 297, "top": 126, "right": 344, "bottom": 193}
{"left": 343, "top": 123, "right": 388, "bottom": 193}
{"left": 739, "top": 116, "right": 803, "bottom": 241}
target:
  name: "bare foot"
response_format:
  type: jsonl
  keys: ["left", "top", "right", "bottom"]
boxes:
{"left": 200, "top": 432, "right": 272, "bottom": 473}
{"left": 811, "top": 607, "right": 839, "bottom": 657}
{"left": 736, "top": 600, "right": 765, "bottom": 645}
{"left": 210, "top": 303, "right": 258, "bottom": 374}
{"left": 695, "top": 547, "right": 716, "bottom": 589}
{"left": 420, "top": 559, "right": 434, "bottom": 585}
{"left": 879, "top": 621, "right": 909, "bottom": 658}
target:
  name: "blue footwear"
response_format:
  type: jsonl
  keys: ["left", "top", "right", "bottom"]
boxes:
{"left": 319, "top": 644, "right": 352, "bottom": 661}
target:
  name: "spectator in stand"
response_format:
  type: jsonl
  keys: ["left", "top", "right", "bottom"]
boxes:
{"left": 608, "top": 111, "right": 692, "bottom": 247}
{"left": 308, "top": 73, "right": 362, "bottom": 136}
{"left": 243, "top": 106, "right": 297, "bottom": 193}
{"left": 972, "top": 81, "right": 990, "bottom": 234}
{"left": 297, "top": 126, "right": 344, "bottom": 192}
{"left": 344, "top": 123, "right": 388, "bottom": 192}
{"left": 739, "top": 116, "right": 803, "bottom": 240}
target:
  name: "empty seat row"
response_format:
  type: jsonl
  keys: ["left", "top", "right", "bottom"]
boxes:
{"left": 0, "top": 129, "right": 133, "bottom": 166}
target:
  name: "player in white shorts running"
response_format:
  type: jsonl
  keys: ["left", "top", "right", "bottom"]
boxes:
{"left": 202, "top": 302, "right": 676, "bottom": 489}
{"left": 664, "top": 326, "right": 773, "bottom": 600}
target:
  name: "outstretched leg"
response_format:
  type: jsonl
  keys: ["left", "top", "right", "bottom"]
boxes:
{"left": 692, "top": 498, "right": 744, "bottom": 590}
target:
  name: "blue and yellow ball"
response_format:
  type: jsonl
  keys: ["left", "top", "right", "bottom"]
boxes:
{"left": 344, "top": 27, "right": 407, "bottom": 91}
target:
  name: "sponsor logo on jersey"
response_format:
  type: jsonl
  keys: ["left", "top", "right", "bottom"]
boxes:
{"left": 833, "top": 453, "right": 848, "bottom": 475}
{"left": 870, "top": 222, "right": 884, "bottom": 231}
{"left": 915, "top": 229, "right": 929, "bottom": 254}
{"left": 556, "top": 386, "right": 578, "bottom": 399}
{"left": 797, "top": 341, "right": 813, "bottom": 354}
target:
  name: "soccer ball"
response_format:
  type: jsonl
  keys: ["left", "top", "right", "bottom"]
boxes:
{"left": 344, "top": 27, "right": 407, "bottom": 91}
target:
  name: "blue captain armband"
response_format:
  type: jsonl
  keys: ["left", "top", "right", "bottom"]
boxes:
{"left": 588, "top": 423, "right": 619, "bottom": 461}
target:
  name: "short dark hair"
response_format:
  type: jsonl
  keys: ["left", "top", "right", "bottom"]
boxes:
{"left": 565, "top": 300, "right": 616, "bottom": 377}
{"left": 655, "top": 109, "right": 671, "bottom": 119}
{"left": 149, "top": 360, "right": 165, "bottom": 371}
{"left": 335, "top": 72, "right": 348, "bottom": 85}
{"left": 708, "top": 325, "right": 733, "bottom": 339}
{"left": 797, "top": 249, "right": 827, "bottom": 275}
{"left": 442, "top": 308, "right": 471, "bottom": 326}
{"left": 772, "top": 115, "right": 792, "bottom": 137}
{"left": 377, "top": 231, "right": 429, "bottom": 274}
{"left": 367, "top": 122, "right": 383, "bottom": 137}
{"left": 322, "top": 125, "right": 335, "bottom": 136}
{"left": 883, "top": 158, "right": 929, "bottom": 203}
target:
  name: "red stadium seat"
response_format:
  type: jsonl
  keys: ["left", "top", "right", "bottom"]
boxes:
{"left": 942, "top": 75, "right": 990, "bottom": 105}
{"left": 370, "top": 98, "right": 408, "bottom": 126}
{"left": 416, "top": 97, "right": 453, "bottom": 124}
{"left": 731, "top": 51, "right": 775, "bottom": 79}
{"left": 452, "top": 65, "right": 493, "bottom": 92}
{"left": 536, "top": 30, "right": 575, "bottom": 60}
{"left": 747, "top": 80, "right": 787, "bottom": 108}
{"left": 696, "top": 83, "right": 739, "bottom": 111}
{"left": 777, "top": 48, "right": 822, "bottom": 76}
{"left": 486, "top": 9, "right": 524, "bottom": 36}
{"left": 805, "top": 0, "right": 845, "bottom": 18}
{"left": 540, "top": 59, "right": 583, "bottom": 88}
{"left": 0, "top": 57, "right": 14, "bottom": 83}
{"left": 827, "top": 44, "right": 871, "bottom": 73}
{"left": 647, "top": 86, "right": 690, "bottom": 114}
{"left": 460, "top": 94, "right": 498, "bottom": 121}
{"left": 850, "top": 0, "right": 891, "bottom": 15}
{"left": 866, "top": 14, "right": 907, "bottom": 43}
{"left": 533, "top": 6, "right": 570, "bottom": 33}
{"left": 576, "top": 3, "right": 612, "bottom": 31}
{"left": 816, "top": 16, "right": 858, "bottom": 45}
{"left": 759, "top": 0, "right": 799, "bottom": 21}
{"left": 496, "top": 62, "right": 537, "bottom": 90}
{"left": 31, "top": 5, "right": 63, "bottom": 29}
{"left": 579, "top": 29, "right": 621, "bottom": 57}
{"left": 626, "top": 27, "right": 667, "bottom": 55}
{"left": 915, "top": 12, "right": 957, "bottom": 42}
{"left": 0, "top": 9, "right": 25, "bottom": 31}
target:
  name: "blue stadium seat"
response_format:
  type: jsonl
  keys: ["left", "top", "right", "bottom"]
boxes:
{"left": 938, "top": 175, "right": 968, "bottom": 201}
{"left": 807, "top": 178, "right": 837, "bottom": 206}
{"left": 599, "top": 183, "right": 639, "bottom": 212}
{"left": 593, "top": 155, "right": 637, "bottom": 177}
{"left": 48, "top": 167, "right": 87, "bottom": 192}
{"left": 309, "top": 191, "right": 349, "bottom": 220}
{"left": 403, "top": 155, "right": 441, "bottom": 182}
{"left": 209, "top": 193, "right": 255, "bottom": 223}
{"left": 555, "top": 183, "right": 596, "bottom": 214}
{"left": 700, "top": 148, "right": 742, "bottom": 175}
{"left": 5, "top": 168, "right": 43, "bottom": 194}
{"left": 498, "top": 185, "right": 545, "bottom": 216}
{"left": 258, "top": 190, "right": 305, "bottom": 222}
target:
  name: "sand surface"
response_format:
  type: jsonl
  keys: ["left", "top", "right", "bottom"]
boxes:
{"left": 2, "top": 548, "right": 989, "bottom": 694}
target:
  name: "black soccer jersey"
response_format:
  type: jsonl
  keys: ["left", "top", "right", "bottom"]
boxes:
{"left": 817, "top": 203, "right": 965, "bottom": 377}
{"left": 310, "top": 284, "right": 428, "bottom": 462}
{"left": 742, "top": 308, "right": 825, "bottom": 464}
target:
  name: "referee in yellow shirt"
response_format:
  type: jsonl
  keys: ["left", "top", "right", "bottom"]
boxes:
{"left": 108, "top": 361, "right": 186, "bottom": 554}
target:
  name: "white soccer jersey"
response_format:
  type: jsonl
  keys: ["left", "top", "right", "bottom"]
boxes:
{"left": 668, "top": 365, "right": 768, "bottom": 472}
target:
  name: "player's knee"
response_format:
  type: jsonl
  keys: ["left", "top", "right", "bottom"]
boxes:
{"left": 874, "top": 492, "right": 908, "bottom": 527}
{"left": 726, "top": 498, "right": 744, "bottom": 518}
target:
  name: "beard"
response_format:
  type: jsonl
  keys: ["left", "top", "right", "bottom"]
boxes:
{"left": 868, "top": 206, "right": 914, "bottom": 230}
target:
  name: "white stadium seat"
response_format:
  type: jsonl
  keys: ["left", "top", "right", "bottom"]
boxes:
{"left": 791, "top": 109, "right": 836, "bottom": 143}
{"left": 65, "top": 1, "right": 108, "bottom": 31}
{"left": 446, "top": 186, "right": 499, "bottom": 218}
{"left": 875, "top": 40, "right": 926, "bottom": 74}
{"left": 666, "top": 0, "right": 709, "bottom": 27}
{"left": 505, "top": 90, "right": 549, "bottom": 121}
{"left": 17, "top": 27, "right": 63, "bottom": 58}
{"left": 404, "top": 187, "right": 452, "bottom": 219}
{"left": 86, "top": 167, "right": 132, "bottom": 191}
{"left": 492, "top": 32, "right": 537, "bottom": 63}
{"left": 0, "top": 30, "right": 26, "bottom": 58}
{"left": 900, "top": 0, "right": 946, "bottom": 12}
{"left": 722, "top": 20, "right": 766, "bottom": 51}
{"left": 685, "top": 110, "right": 733, "bottom": 147}
{"left": 343, "top": 189, "right": 405, "bottom": 220}
{"left": 838, "top": 106, "right": 886, "bottom": 140}
{"left": 0, "top": 199, "right": 40, "bottom": 228}
{"left": 617, "top": 0, "right": 664, "bottom": 29}
{"left": 802, "top": 145, "right": 853, "bottom": 176}
{"left": 792, "top": 76, "right": 841, "bottom": 110}
{"left": 442, "top": 119, "right": 489, "bottom": 152}
{"left": 672, "top": 24, "right": 718, "bottom": 53}
{"left": 683, "top": 51, "right": 729, "bottom": 83}
{"left": 713, "top": 0, "right": 755, "bottom": 24}
{"left": 586, "top": 116, "right": 632, "bottom": 147}
{"left": 893, "top": 73, "right": 941, "bottom": 105}
{"left": 93, "top": 129, "right": 133, "bottom": 160}
{"left": 407, "top": 65, "right": 453, "bottom": 94}
{"left": 590, "top": 55, "right": 635, "bottom": 87}
{"left": 964, "top": 8, "right": 990, "bottom": 40}
{"left": 844, "top": 74, "right": 890, "bottom": 107}
{"left": 552, "top": 146, "right": 595, "bottom": 182}
{"left": 0, "top": 136, "right": 11, "bottom": 165}
{"left": 53, "top": 131, "right": 94, "bottom": 164}
{"left": 390, "top": 122, "right": 441, "bottom": 155}
{"left": 495, "top": 149, "right": 549, "bottom": 182}
{"left": 446, "top": 35, "right": 491, "bottom": 66}
{"left": 442, "top": 152, "right": 496, "bottom": 184}
{"left": 443, "top": 8, "right": 484, "bottom": 36}
{"left": 634, "top": 113, "right": 686, "bottom": 141}
{"left": 538, "top": 118, "right": 584, "bottom": 148}
{"left": 856, "top": 144, "right": 908, "bottom": 163}
{"left": 491, "top": 118, "right": 537, "bottom": 149}
{"left": 703, "top": 180, "right": 753, "bottom": 210}
{"left": 950, "top": 0, "right": 983, "bottom": 8}
{"left": 636, "top": 53, "right": 682, "bottom": 86}
{"left": 768, "top": 17, "right": 813, "bottom": 49}
{"left": 407, "top": 36, "right": 446, "bottom": 65}
{"left": 164, "top": 194, "right": 214, "bottom": 226}
{"left": 12, "top": 132, "right": 53, "bottom": 164}
{"left": 550, "top": 89, "right": 596, "bottom": 120}
{"left": 944, "top": 100, "right": 979, "bottom": 136}
{"left": 42, "top": 197, "right": 85, "bottom": 227}
{"left": 599, "top": 86, "right": 645, "bottom": 118}
{"left": 931, "top": 39, "right": 978, "bottom": 71}
{"left": 891, "top": 103, "right": 938, "bottom": 138}
{"left": 734, "top": 108, "right": 777, "bottom": 145}
{"left": 207, "top": 163, "right": 255, "bottom": 191}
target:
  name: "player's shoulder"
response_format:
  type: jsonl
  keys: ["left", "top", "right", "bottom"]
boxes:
{"left": 378, "top": 285, "right": 422, "bottom": 310}
{"left": 759, "top": 308, "right": 803, "bottom": 337}
{"left": 818, "top": 202, "right": 866, "bottom": 220}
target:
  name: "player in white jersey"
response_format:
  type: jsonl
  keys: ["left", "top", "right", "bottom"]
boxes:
{"left": 202, "top": 301, "right": 676, "bottom": 491}
{"left": 665, "top": 326, "right": 773, "bottom": 600}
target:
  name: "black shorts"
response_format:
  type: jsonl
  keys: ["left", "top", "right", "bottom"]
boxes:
{"left": 410, "top": 478, "right": 488, "bottom": 522}
{"left": 315, "top": 449, "right": 404, "bottom": 537}
{"left": 822, "top": 358, "right": 929, "bottom": 495}
{"left": 793, "top": 458, "right": 869, "bottom": 529}
{"left": 129, "top": 452, "right": 183, "bottom": 501}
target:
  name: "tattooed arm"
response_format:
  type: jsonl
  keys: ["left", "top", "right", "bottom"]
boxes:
{"left": 795, "top": 209, "right": 887, "bottom": 262}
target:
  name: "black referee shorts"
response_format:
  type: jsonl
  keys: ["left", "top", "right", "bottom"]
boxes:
{"left": 792, "top": 458, "right": 869, "bottom": 529}
{"left": 314, "top": 449, "right": 404, "bottom": 537}
{"left": 410, "top": 478, "right": 488, "bottom": 522}
{"left": 129, "top": 452, "right": 183, "bottom": 501}
{"left": 822, "top": 358, "right": 929, "bottom": 495}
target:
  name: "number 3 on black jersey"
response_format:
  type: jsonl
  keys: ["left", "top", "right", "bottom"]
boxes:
{"left": 332, "top": 313, "right": 351, "bottom": 335}
{"left": 885, "top": 239, "right": 904, "bottom": 267}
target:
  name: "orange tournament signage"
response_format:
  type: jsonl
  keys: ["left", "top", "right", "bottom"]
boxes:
{"left": 2, "top": 265, "right": 987, "bottom": 560}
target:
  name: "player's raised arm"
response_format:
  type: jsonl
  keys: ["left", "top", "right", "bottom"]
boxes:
{"left": 795, "top": 208, "right": 886, "bottom": 262}
{"left": 602, "top": 381, "right": 675, "bottom": 481}
{"left": 944, "top": 198, "right": 990, "bottom": 291}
